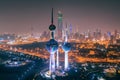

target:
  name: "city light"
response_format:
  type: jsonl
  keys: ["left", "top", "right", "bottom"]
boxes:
{"left": 0, "top": 0, "right": 120, "bottom": 80}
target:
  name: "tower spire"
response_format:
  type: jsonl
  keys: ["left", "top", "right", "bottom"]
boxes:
{"left": 51, "top": 8, "right": 53, "bottom": 24}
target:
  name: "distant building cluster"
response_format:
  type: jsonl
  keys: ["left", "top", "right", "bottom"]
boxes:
{"left": 0, "top": 11, "right": 120, "bottom": 46}
{"left": 0, "top": 34, "right": 16, "bottom": 44}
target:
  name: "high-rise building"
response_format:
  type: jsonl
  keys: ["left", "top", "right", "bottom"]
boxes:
{"left": 93, "top": 28, "right": 102, "bottom": 40}
{"left": 69, "top": 24, "right": 73, "bottom": 39}
{"left": 114, "top": 29, "right": 118, "bottom": 39}
{"left": 58, "top": 11, "right": 63, "bottom": 40}
{"left": 31, "top": 26, "right": 34, "bottom": 37}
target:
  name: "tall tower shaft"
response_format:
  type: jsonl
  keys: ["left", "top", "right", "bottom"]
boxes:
{"left": 56, "top": 50, "right": 59, "bottom": 69}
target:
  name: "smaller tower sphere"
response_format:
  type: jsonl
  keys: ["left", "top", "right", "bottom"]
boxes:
{"left": 62, "top": 42, "right": 71, "bottom": 52}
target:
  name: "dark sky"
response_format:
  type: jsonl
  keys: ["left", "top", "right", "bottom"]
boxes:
{"left": 0, "top": 0, "right": 120, "bottom": 34}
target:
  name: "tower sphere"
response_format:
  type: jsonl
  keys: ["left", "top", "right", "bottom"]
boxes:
{"left": 46, "top": 39, "right": 58, "bottom": 53}
{"left": 62, "top": 42, "right": 71, "bottom": 52}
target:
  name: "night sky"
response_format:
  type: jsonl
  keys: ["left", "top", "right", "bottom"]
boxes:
{"left": 0, "top": 0, "right": 120, "bottom": 34}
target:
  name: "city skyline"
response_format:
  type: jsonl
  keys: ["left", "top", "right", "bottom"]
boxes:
{"left": 0, "top": 1, "right": 120, "bottom": 79}
{"left": 0, "top": 0, "right": 120, "bottom": 34}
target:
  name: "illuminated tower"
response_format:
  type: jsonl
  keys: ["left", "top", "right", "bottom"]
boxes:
{"left": 58, "top": 11, "right": 63, "bottom": 40}
{"left": 46, "top": 8, "right": 58, "bottom": 74}
{"left": 62, "top": 23, "right": 71, "bottom": 70}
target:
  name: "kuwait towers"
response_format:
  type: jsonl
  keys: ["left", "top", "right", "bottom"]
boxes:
{"left": 46, "top": 8, "right": 71, "bottom": 76}
{"left": 46, "top": 8, "right": 58, "bottom": 74}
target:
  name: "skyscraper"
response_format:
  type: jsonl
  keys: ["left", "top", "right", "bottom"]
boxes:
{"left": 58, "top": 11, "right": 63, "bottom": 40}
{"left": 114, "top": 29, "right": 118, "bottom": 39}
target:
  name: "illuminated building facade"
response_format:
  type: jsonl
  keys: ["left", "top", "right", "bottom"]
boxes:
{"left": 58, "top": 11, "right": 63, "bottom": 40}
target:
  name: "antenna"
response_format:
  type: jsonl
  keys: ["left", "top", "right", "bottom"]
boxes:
{"left": 51, "top": 8, "right": 53, "bottom": 24}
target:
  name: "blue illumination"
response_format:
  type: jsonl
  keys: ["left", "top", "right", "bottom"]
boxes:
{"left": 62, "top": 42, "right": 71, "bottom": 52}
{"left": 46, "top": 39, "right": 58, "bottom": 53}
